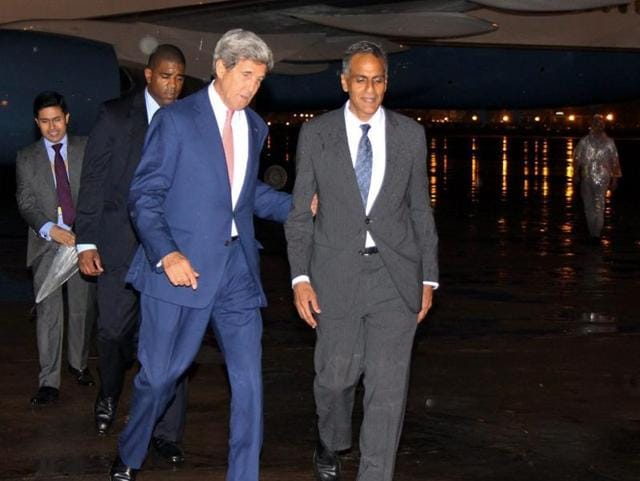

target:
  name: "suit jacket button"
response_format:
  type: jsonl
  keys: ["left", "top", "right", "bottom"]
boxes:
{"left": 365, "top": 217, "right": 371, "bottom": 225}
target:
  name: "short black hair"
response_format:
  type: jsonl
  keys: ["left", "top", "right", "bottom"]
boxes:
{"left": 33, "top": 91, "right": 68, "bottom": 118}
{"left": 147, "top": 44, "right": 186, "bottom": 70}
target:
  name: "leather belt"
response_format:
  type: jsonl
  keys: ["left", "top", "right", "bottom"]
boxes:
{"left": 359, "top": 246, "right": 379, "bottom": 256}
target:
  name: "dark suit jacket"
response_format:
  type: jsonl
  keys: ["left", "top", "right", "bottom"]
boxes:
{"left": 16, "top": 136, "right": 87, "bottom": 267}
{"left": 285, "top": 107, "right": 438, "bottom": 317}
{"left": 126, "top": 86, "right": 291, "bottom": 309}
{"left": 75, "top": 91, "right": 148, "bottom": 269}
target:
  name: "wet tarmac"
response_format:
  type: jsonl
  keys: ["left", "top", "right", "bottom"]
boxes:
{"left": 1, "top": 133, "right": 640, "bottom": 480}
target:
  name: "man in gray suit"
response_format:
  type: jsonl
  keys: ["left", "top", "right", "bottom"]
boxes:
{"left": 16, "top": 91, "right": 96, "bottom": 405}
{"left": 285, "top": 41, "right": 438, "bottom": 481}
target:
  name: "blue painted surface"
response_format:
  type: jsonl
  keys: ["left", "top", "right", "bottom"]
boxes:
{"left": 259, "top": 45, "right": 640, "bottom": 111}
{"left": 0, "top": 30, "right": 120, "bottom": 165}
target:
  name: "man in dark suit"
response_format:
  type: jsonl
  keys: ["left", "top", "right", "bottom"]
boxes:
{"left": 74, "top": 45, "right": 188, "bottom": 463}
{"left": 285, "top": 41, "right": 439, "bottom": 481}
{"left": 108, "top": 30, "right": 291, "bottom": 481}
{"left": 16, "top": 91, "right": 96, "bottom": 406}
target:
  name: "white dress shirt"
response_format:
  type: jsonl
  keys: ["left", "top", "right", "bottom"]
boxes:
{"left": 208, "top": 81, "right": 250, "bottom": 238}
{"left": 144, "top": 87, "right": 161, "bottom": 124}
{"left": 344, "top": 101, "right": 385, "bottom": 248}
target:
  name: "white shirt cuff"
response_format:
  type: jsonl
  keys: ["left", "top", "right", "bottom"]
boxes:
{"left": 76, "top": 243, "right": 97, "bottom": 253}
{"left": 39, "top": 222, "right": 55, "bottom": 240}
{"left": 292, "top": 275, "right": 310, "bottom": 288}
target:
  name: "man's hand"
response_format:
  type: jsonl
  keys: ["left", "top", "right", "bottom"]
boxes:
{"left": 162, "top": 251, "right": 199, "bottom": 289}
{"left": 78, "top": 249, "right": 104, "bottom": 276}
{"left": 417, "top": 285, "right": 434, "bottom": 323}
{"left": 310, "top": 193, "right": 319, "bottom": 217}
{"left": 50, "top": 225, "right": 75, "bottom": 247}
{"left": 293, "top": 281, "right": 321, "bottom": 328}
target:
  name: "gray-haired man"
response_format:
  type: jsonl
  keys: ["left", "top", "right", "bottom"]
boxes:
{"left": 109, "top": 29, "right": 292, "bottom": 481}
{"left": 286, "top": 41, "right": 439, "bottom": 481}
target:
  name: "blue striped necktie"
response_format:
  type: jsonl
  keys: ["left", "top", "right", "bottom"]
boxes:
{"left": 354, "top": 123, "right": 372, "bottom": 207}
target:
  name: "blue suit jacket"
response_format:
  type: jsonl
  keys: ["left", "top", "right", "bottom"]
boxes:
{"left": 126, "top": 86, "right": 291, "bottom": 308}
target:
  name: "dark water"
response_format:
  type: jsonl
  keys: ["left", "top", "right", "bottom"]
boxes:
{"left": 261, "top": 130, "right": 640, "bottom": 339}
{"left": 3, "top": 132, "right": 639, "bottom": 333}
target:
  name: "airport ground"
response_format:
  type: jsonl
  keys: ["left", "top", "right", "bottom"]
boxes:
{"left": 1, "top": 133, "right": 639, "bottom": 480}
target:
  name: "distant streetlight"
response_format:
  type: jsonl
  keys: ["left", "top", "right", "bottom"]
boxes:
{"left": 534, "top": 116, "right": 541, "bottom": 122}
{"left": 502, "top": 114, "right": 510, "bottom": 123}
{"left": 568, "top": 114, "right": 575, "bottom": 122}
{"left": 471, "top": 114, "right": 478, "bottom": 121}
{"left": 606, "top": 113, "right": 614, "bottom": 121}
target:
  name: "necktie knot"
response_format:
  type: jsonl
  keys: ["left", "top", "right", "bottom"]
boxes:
{"left": 226, "top": 109, "right": 234, "bottom": 123}
{"left": 360, "top": 124, "right": 371, "bottom": 135}
{"left": 52, "top": 143, "right": 62, "bottom": 154}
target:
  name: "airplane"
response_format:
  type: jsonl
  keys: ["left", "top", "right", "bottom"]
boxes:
{"left": 2, "top": 0, "right": 640, "bottom": 165}
{"left": 1, "top": 30, "right": 120, "bottom": 165}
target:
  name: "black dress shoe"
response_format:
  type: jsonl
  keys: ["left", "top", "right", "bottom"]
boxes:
{"left": 30, "top": 386, "right": 59, "bottom": 406}
{"left": 68, "top": 365, "right": 96, "bottom": 386}
{"left": 95, "top": 395, "right": 117, "bottom": 436}
{"left": 313, "top": 439, "right": 341, "bottom": 481}
{"left": 151, "top": 437, "right": 185, "bottom": 465}
{"left": 109, "top": 455, "right": 136, "bottom": 481}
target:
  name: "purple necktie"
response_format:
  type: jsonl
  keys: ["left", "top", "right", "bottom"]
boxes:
{"left": 52, "top": 143, "right": 75, "bottom": 226}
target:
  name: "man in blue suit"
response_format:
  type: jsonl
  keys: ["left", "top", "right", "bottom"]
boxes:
{"left": 109, "top": 29, "right": 292, "bottom": 481}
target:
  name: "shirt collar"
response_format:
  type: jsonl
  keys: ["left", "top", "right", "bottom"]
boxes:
{"left": 343, "top": 101, "right": 384, "bottom": 130}
{"left": 209, "top": 80, "right": 239, "bottom": 119}
{"left": 43, "top": 134, "right": 68, "bottom": 153}
{"left": 144, "top": 88, "right": 161, "bottom": 124}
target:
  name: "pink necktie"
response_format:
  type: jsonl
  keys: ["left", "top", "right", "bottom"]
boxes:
{"left": 223, "top": 109, "right": 234, "bottom": 184}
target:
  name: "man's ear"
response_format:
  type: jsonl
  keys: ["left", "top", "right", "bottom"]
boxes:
{"left": 340, "top": 73, "right": 348, "bottom": 93}
{"left": 144, "top": 67, "right": 152, "bottom": 86}
{"left": 214, "top": 59, "right": 227, "bottom": 80}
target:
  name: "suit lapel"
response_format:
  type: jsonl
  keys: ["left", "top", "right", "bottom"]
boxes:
{"left": 371, "top": 109, "right": 402, "bottom": 216}
{"left": 235, "top": 109, "right": 261, "bottom": 211}
{"left": 328, "top": 111, "right": 364, "bottom": 211}
{"left": 67, "top": 136, "right": 83, "bottom": 202}
{"left": 193, "top": 87, "right": 233, "bottom": 204}
{"left": 120, "top": 92, "right": 149, "bottom": 184}
{"left": 35, "top": 141, "right": 58, "bottom": 211}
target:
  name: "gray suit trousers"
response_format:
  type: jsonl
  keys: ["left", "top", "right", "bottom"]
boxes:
{"left": 314, "top": 253, "right": 417, "bottom": 481}
{"left": 32, "top": 247, "right": 96, "bottom": 388}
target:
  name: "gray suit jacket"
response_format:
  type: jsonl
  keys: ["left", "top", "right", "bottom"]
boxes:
{"left": 16, "top": 136, "right": 87, "bottom": 267}
{"left": 285, "top": 107, "right": 438, "bottom": 317}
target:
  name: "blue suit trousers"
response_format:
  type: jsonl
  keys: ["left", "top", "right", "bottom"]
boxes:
{"left": 118, "top": 241, "right": 264, "bottom": 481}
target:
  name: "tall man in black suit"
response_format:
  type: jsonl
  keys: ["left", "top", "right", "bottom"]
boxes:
{"left": 16, "top": 91, "right": 96, "bottom": 406}
{"left": 75, "top": 45, "right": 187, "bottom": 464}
